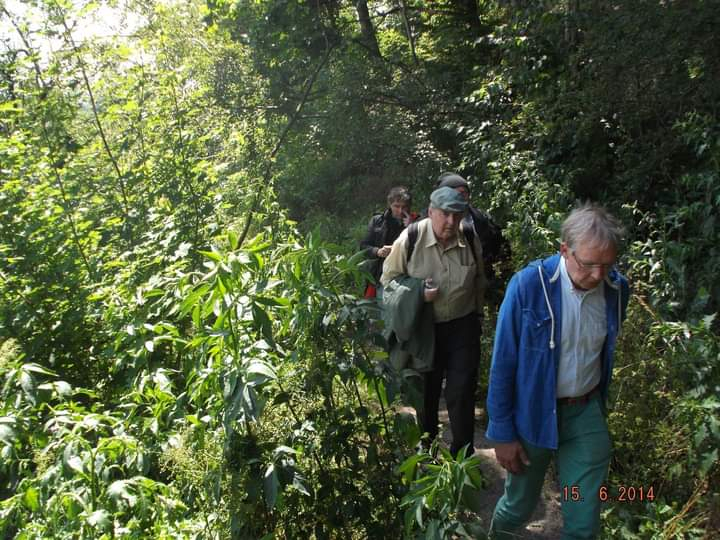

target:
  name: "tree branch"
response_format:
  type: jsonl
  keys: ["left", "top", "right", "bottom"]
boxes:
{"left": 58, "top": 12, "right": 134, "bottom": 245}
{"left": 1, "top": 6, "right": 47, "bottom": 89}
{"left": 40, "top": 123, "right": 98, "bottom": 282}
{"left": 237, "top": 45, "right": 336, "bottom": 248}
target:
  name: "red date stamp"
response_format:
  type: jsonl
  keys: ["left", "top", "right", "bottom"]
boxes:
{"left": 561, "top": 485, "right": 657, "bottom": 503}
{"left": 599, "top": 485, "right": 656, "bottom": 502}
{"left": 562, "top": 485, "right": 583, "bottom": 501}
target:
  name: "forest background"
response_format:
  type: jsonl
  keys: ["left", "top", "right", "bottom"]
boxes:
{"left": 0, "top": 0, "right": 718, "bottom": 538}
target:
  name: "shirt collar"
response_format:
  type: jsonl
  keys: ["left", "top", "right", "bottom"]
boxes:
{"left": 559, "top": 255, "right": 602, "bottom": 297}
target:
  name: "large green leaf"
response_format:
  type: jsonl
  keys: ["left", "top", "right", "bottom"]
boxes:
{"left": 263, "top": 464, "right": 279, "bottom": 509}
{"left": 0, "top": 424, "right": 16, "bottom": 445}
{"left": 22, "top": 486, "right": 40, "bottom": 512}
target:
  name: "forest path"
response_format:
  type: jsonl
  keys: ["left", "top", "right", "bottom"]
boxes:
{"left": 413, "top": 399, "right": 564, "bottom": 538}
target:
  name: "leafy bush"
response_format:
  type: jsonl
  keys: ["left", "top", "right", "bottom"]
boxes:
{"left": 399, "top": 444, "right": 487, "bottom": 540}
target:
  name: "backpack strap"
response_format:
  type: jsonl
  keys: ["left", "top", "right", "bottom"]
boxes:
{"left": 406, "top": 221, "right": 419, "bottom": 263}
{"left": 461, "top": 221, "right": 479, "bottom": 267}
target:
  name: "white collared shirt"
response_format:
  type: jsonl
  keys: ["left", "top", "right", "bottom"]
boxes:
{"left": 556, "top": 256, "right": 607, "bottom": 398}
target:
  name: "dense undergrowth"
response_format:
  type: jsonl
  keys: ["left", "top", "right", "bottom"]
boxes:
{"left": 1, "top": 0, "right": 718, "bottom": 538}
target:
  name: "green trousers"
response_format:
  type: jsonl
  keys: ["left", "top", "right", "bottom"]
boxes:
{"left": 491, "top": 395, "right": 611, "bottom": 540}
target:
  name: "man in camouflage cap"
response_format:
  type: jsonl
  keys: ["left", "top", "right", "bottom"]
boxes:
{"left": 382, "top": 187, "right": 486, "bottom": 455}
{"left": 436, "top": 172, "right": 512, "bottom": 308}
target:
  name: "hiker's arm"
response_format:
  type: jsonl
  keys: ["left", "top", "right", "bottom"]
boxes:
{"left": 380, "top": 229, "right": 409, "bottom": 287}
{"left": 359, "top": 215, "right": 381, "bottom": 258}
{"left": 473, "top": 234, "right": 487, "bottom": 314}
{"left": 486, "top": 272, "right": 523, "bottom": 443}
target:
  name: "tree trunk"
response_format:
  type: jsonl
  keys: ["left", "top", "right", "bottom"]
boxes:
{"left": 355, "top": 0, "right": 382, "bottom": 58}
{"left": 565, "top": 0, "right": 580, "bottom": 45}
{"left": 458, "top": 0, "right": 482, "bottom": 36}
{"left": 398, "top": 0, "right": 418, "bottom": 64}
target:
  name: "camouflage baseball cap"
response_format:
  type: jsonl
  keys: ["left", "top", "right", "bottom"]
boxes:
{"left": 429, "top": 186, "right": 468, "bottom": 213}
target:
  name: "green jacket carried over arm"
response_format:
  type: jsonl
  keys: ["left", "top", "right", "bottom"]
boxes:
{"left": 382, "top": 275, "right": 435, "bottom": 372}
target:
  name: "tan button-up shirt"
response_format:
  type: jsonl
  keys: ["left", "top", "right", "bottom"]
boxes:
{"left": 381, "top": 218, "right": 486, "bottom": 323}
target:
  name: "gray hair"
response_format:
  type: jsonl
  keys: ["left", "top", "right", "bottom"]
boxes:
{"left": 561, "top": 202, "right": 625, "bottom": 250}
{"left": 387, "top": 186, "right": 412, "bottom": 207}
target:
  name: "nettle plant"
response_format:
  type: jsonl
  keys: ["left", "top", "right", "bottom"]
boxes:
{"left": 399, "top": 444, "right": 487, "bottom": 540}
{"left": 2, "top": 222, "right": 493, "bottom": 539}
{"left": 0, "top": 355, "right": 193, "bottom": 539}
{"left": 164, "top": 232, "right": 415, "bottom": 537}
{"left": 92, "top": 228, "right": 419, "bottom": 538}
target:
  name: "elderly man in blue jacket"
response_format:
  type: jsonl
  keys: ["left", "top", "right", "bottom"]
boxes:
{"left": 486, "top": 203, "right": 629, "bottom": 539}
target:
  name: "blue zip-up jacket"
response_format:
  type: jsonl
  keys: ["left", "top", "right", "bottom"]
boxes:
{"left": 485, "top": 254, "right": 629, "bottom": 450}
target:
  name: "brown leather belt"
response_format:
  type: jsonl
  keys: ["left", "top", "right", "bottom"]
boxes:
{"left": 557, "top": 385, "right": 599, "bottom": 406}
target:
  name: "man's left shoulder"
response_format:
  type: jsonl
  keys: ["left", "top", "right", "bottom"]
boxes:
{"left": 607, "top": 267, "right": 629, "bottom": 287}
{"left": 512, "top": 256, "right": 559, "bottom": 293}
{"left": 469, "top": 206, "right": 501, "bottom": 231}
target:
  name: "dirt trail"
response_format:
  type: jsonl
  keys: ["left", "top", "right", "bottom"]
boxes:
{"left": 432, "top": 400, "right": 564, "bottom": 538}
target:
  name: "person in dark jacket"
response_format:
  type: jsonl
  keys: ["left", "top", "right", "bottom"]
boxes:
{"left": 360, "top": 186, "right": 417, "bottom": 298}
{"left": 436, "top": 172, "right": 512, "bottom": 308}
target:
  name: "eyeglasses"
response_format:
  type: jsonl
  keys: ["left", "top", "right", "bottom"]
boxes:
{"left": 571, "top": 250, "right": 616, "bottom": 271}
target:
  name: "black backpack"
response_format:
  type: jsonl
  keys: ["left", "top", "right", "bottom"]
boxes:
{"left": 406, "top": 220, "right": 479, "bottom": 265}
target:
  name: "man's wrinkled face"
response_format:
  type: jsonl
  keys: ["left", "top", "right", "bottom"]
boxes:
{"left": 428, "top": 207, "right": 463, "bottom": 245}
{"left": 390, "top": 201, "right": 410, "bottom": 220}
{"left": 560, "top": 240, "right": 617, "bottom": 291}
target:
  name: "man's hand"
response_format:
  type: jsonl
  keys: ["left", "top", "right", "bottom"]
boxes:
{"left": 423, "top": 278, "right": 438, "bottom": 302}
{"left": 494, "top": 441, "right": 530, "bottom": 475}
{"left": 377, "top": 245, "right": 393, "bottom": 258}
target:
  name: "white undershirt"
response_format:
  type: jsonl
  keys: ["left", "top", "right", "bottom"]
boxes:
{"left": 556, "top": 256, "right": 607, "bottom": 398}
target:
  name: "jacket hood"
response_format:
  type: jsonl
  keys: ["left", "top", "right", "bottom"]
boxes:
{"left": 530, "top": 253, "right": 626, "bottom": 348}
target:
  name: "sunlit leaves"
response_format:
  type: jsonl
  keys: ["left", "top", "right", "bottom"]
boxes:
{"left": 22, "top": 486, "right": 40, "bottom": 512}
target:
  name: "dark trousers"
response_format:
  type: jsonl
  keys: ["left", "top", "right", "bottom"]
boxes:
{"left": 420, "top": 312, "right": 480, "bottom": 456}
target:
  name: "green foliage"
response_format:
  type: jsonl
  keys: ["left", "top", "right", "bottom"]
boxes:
{"left": 399, "top": 444, "right": 487, "bottom": 539}
{"left": 106, "top": 228, "right": 417, "bottom": 538}
{"left": 3, "top": 1, "right": 422, "bottom": 537}
{"left": 629, "top": 112, "right": 720, "bottom": 321}
{"left": 2, "top": 0, "right": 720, "bottom": 537}
{"left": 0, "top": 93, "right": 102, "bottom": 386}
{"left": 605, "top": 299, "right": 719, "bottom": 538}
{"left": 0, "top": 354, "right": 194, "bottom": 538}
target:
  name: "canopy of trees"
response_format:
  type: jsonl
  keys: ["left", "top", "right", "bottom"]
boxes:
{"left": 1, "top": 0, "right": 717, "bottom": 538}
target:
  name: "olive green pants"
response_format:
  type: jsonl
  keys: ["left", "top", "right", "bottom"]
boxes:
{"left": 490, "top": 395, "right": 611, "bottom": 539}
